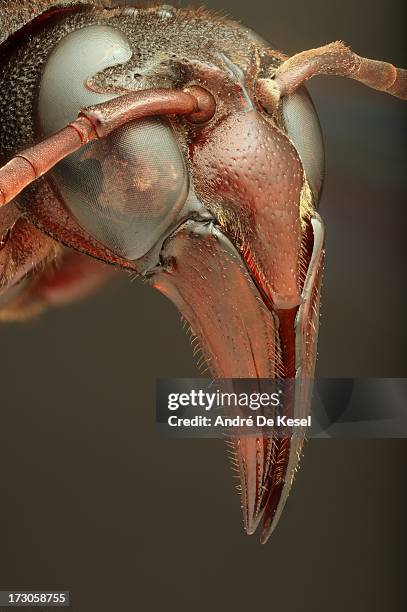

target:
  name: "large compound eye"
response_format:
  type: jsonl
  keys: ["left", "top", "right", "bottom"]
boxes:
{"left": 281, "top": 88, "right": 325, "bottom": 203}
{"left": 48, "top": 120, "right": 188, "bottom": 260}
{"left": 38, "top": 25, "right": 189, "bottom": 261}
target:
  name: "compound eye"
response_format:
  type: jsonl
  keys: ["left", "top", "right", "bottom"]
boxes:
{"left": 38, "top": 24, "right": 188, "bottom": 261}
{"left": 281, "top": 88, "right": 325, "bottom": 203}
{"left": 49, "top": 119, "right": 189, "bottom": 260}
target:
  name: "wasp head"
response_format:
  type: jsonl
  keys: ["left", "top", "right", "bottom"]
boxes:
{"left": 0, "top": 2, "right": 326, "bottom": 541}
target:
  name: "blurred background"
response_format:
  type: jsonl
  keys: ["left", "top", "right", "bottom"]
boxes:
{"left": 0, "top": 1, "right": 406, "bottom": 610}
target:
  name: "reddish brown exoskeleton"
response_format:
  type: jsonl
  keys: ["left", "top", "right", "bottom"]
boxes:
{"left": 0, "top": 1, "right": 405, "bottom": 542}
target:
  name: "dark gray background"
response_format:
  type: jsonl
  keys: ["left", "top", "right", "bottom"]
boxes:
{"left": 0, "top": 1, "right": 406, "bottom": 610}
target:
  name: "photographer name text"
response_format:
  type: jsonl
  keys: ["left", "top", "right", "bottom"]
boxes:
{"left": 167, "top": 415, "right": 312, "bottom": 428}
